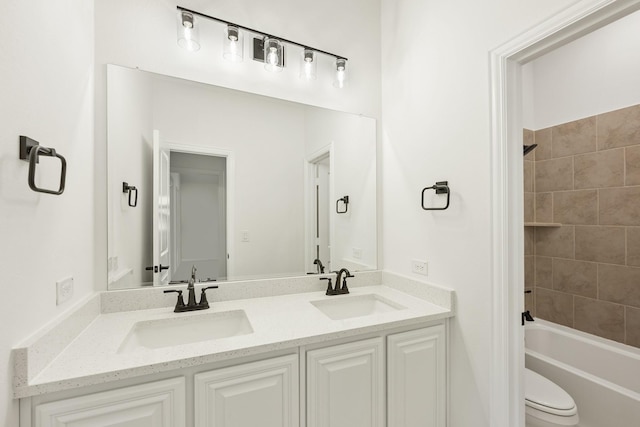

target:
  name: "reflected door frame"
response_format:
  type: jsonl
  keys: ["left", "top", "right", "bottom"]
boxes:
{"left": 304, "top": 143, "right": 335, "bottom": 274}
{"left": 161, "top": 140, "right": 235, "bottom": 282}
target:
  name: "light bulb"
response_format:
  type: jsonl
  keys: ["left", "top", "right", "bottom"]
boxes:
{"left": 177, "top": 11, "right": 200, "bottom": 52}
{"left": 334, "top": 58, "right": 348, "bottom": 88}
{"left": 263, "top": 38, "right": 284, "bottom": 72}
{"left": 223, "top": 25, "right": 244, "bottom": 62}
{"left": 300, "top": 49, "right": 317, "bottom": 80}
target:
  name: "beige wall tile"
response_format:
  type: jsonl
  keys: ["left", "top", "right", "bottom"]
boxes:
{"left": 524, "top": 160, "right": 534, "bottom": 192}
{"left": 535, "top": 193, "right": 553, "bottom": 223}
{"left": 553, "top": 190, "right": 597, "bottom": 225}
{"left": 574, "top": 149, "right": 624, "bottom": 189}
{"left": 525, "top": 255, "right": 534, "bottom": 288}
{"left": 535, "top": 256, "right": 553, "bottom": 289}
{"left": 627, "top": 227, "right": 640, "bottom": 267}
{"left": 597, "top": 104, "right": 640, "bottom": 150}
{"left": 575, "top": 226, "right": 625, "bottom": 265}
{"left": 524, "top": 192, "right": 535, "bottom": 223}
{"left": 552, "top": 258, "right": 597, "bottom": 298}
{"left": 625, "top": 146, "right": 640, "bottom": 186}
{"left": 626, "top": 306, "right": 640, "bottom": 348}
{"left": 599, "top": 187, "right": 640, "bottom": 226}
{"left": 598, "top": 264, "right": 640, "bottom": 309}
{"left": 574, "top": 296, "right": 625, "bottom": 343}
{"left": 535, "top": 226, "right": 574, "bottom": 259}
{"left": 534, "top": 128, "right": 552, "bottom": 160}
{"left": 552, "top": 117, "right": 597, "bottom": 158}
{"left": 525, "top": 289, "right": 535, "bottom": 317}
{"left": 536, "top": 288, "right": 573, "bottom": 327}
{"left": 535, "top": 157, "right": 573, "bottom": 192}
{"left": 525, "top": 228, "right": 534, "bottom": 256}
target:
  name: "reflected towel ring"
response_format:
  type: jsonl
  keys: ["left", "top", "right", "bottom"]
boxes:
{"left": 122, "top": 182, "right": 138, "bottom": 207}
{"left": 336, "top": 195, "right": 349, "bottom": 214}
{"left": 19, "top": 136, "right": 67, "bottom": 195}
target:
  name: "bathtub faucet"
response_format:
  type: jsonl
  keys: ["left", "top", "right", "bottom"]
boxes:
{"left": 521, "top": 310, "right": 534, "bottom": 325}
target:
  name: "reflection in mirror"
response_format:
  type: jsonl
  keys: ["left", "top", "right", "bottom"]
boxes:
{"left": 107, "top": 64, "right": 376, "bottom": 289}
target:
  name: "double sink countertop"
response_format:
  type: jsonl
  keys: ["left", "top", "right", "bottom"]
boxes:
{"left": 13, "top": 271, "right": 454, "bottom": 398}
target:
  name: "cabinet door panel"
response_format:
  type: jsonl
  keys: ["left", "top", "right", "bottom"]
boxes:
{"left": 34, "top": 377, "right": 185, "bottom": 427}
{"left": 388, "top": 325, "right": 446, "bottom": 427}
{"left": 307, "top": 337, "right": 384, "bottom": 427}
{"left": 195, "top": 354, "right": 299, "bottom": 427}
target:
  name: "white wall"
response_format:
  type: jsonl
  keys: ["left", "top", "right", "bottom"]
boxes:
{"left": 523, "top": 9, "right": 640, "bottom": 129}
{"left": 0, "top": 1, "right": 94, "bottom": 424}
{"left": 107, "top": 66, "right": 154, "bottom": 286}
{"left": 379, "top": 1, "right": 576, "bottom": 426}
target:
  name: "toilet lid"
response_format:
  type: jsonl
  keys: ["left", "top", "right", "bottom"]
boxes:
{"left": 525, "top": 369, "right": 577, "bottom": 416}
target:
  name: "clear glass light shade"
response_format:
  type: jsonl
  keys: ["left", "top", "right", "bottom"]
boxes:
{"left": 177, "top": 11, "right": 200, "bottom": 52}
{"left": 223, "top": 25, "right": 244, "bottom": 62}
{"left": 333, "top": 58, "right": 348, "bottom": 88}
{"left": 300, "top": 49, "right": 317, "bottom": 80}
{"left": 263, "top": 38, "right": 284, "bottom": 72}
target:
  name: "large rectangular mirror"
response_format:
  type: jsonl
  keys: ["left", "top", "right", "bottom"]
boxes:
{"left": 107, "top": 64, "right": 376, "bottom": 289}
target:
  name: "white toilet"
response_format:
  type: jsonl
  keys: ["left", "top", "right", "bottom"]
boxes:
{"left": 525, "top": 368, "right": 579, "bottom": 427}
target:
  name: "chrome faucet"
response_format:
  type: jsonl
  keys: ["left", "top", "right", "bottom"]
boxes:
{"left": 163, "top": 265, "right": 219, "bottom": 312}
{"left": 320, "top": 268, "right": 353, "bottom": 296}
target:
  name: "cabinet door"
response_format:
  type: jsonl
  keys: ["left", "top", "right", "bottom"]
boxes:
{"left": 387, "top": 325, "right": 446, "bottom": 427}
{"left": 34, "top": 377, "right": 185, "bottom": 427}
{"left": 307, "top": 337, "right": 384, "bottom": 427}
{"left": 194, "top": 354, "right": 299, "bottom": 427}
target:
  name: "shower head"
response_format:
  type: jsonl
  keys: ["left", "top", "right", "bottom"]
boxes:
{"left": 523, "top": 144, "right": 538, "bottom": 156}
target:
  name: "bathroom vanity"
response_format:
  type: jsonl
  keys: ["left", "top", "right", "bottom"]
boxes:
{"left": 14, "top": 272, "right": 453, "bottom": 427}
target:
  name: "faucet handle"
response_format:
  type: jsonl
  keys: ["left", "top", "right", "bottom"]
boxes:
{"left": 199, "top": 285, "right": 219, "bottom": 309}
{"left": 320, "top": 277, "right": 334, "bottom": 295}
{"left": 164, "top": 289, "right": 186, "bottom": 312}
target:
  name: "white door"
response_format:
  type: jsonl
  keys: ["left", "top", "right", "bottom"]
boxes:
{"left": 194, "top": 354, "right": 299, "bottom": 427}
{"left": 387, "top": 325, "right": 446, "bottom": 427}
{"left": 153, "top": 130, "right": 171, "bottom": 286}
{"left": 306, "top": 337, "right": 384, "bottom": 427}
{"left": 34, "top": 377, "right": 185, "bottom": 427}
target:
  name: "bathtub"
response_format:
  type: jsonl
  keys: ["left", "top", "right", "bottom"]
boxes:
{"left": 525, "top": 319, "right": 640, "bottom": 427}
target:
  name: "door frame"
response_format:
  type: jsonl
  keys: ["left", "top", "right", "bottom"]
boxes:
{"left": 162, "top": 141, "right": 235, "bottom": 281}
{"left": 304, "top": 143, "right": 335, "bottom": 274}
{"left": 489, "top": 1, "right": 640, "bottom": 426}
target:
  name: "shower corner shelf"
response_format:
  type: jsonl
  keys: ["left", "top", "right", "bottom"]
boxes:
{"left": 524, "top": 222, "right": 562, "bottom": 227}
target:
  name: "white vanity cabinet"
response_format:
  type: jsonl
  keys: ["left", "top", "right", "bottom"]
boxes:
{"left": 194, "top": 354, "right": 299, "bottom": 427}
{"left": 32, "top": 377, "right": 185, "bottom": 427}
{"left": 387, "top": 324, "right": 446, "bottom": 427}
{"left": 306, "top": 337, "right": 384, "bottom": 427}
{"left": 305, "top": 323, "right": 446, "bottom": 427}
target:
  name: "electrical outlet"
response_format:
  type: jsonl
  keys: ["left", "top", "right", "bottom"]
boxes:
{"left": 56, "top": 277, "right": 74, "bottom": 305}
{"left": 411, "top": 259, "right": 428, "bottom": 276}
{"left": 241, "top": 230, "right": 250, "bottom": 242}
{"left": 352, "top": 247, "right": 363, "bottom": 260}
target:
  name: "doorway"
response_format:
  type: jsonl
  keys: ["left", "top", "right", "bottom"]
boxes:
{"left": 489, "top": 1, "right": 640, "bottom": 426}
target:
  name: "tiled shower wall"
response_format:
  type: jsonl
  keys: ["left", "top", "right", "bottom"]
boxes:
{"left": 524, "top": 104, "right": 640, "bottom": 348}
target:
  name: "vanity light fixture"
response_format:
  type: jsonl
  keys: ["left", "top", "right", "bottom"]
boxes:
{"left": 223, "top": 25, "right": 244, "bottom": 62}
{"left": 176, "top": 10, "right": 200, "bottom": 52}
{"left": 334, "top": 58, "right": 348, "bottom": 88}
{"left": 175, "top": 5, "right": 348, "bottom": 87}
{"left": 300, "top": 49, "right": 317, "bottom": 80}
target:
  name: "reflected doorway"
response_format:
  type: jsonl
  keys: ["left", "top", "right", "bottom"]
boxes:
{"left": 169, "top": 152, "right": 227, "bottom": 282}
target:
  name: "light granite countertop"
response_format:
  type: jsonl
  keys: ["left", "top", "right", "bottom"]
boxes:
{"left": 14, "top": 273, "right": 454, "bottom": 398}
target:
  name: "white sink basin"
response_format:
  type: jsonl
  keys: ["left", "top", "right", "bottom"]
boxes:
{"left": 311, "top": 294, "right": 406, "bottom": 320}
{"left": 118, "top": 310, "right": 253, "bottom": 353}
